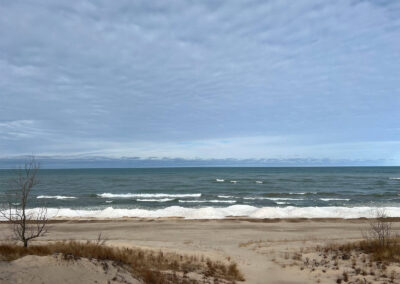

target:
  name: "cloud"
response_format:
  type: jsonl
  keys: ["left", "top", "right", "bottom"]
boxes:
{"left": 0, "top": 155, "right": 391, "bottom": 169}
{"left": 0, "top": 120, "right": 40, "bottom": 139}
{"left": 0, "top": 0, "right": 399, "bottom": 164}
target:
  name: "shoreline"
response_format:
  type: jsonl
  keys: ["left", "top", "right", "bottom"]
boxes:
{"left": 3, "top": 205, "right": 400, "bottom": 220}
{"left": 2, "top": 216, "right": 399, "bottom": 223}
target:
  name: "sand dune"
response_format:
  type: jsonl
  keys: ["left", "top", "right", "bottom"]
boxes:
{"left": 0, "top": 254, "right": 140, "bottom": 284}
{"left": 1, "top": 218, "right": 399, "bottom": 283}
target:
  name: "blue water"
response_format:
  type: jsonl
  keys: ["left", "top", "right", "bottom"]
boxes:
{"left": 1, "top": 167, "right": 400, "bottom": 211}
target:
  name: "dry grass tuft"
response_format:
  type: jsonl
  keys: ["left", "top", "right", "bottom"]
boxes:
{"left": 323, "top": 237, "right": 400, "bottom": 263}
{"left": 0, "top": 241, "right": 244, "bottom": 284}
{"left": 298, "top": 238, "right": 400, "bottom": 283}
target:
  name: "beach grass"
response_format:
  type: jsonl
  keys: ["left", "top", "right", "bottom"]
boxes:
{"left": 0, "top": 240, "right": 244, "bottom": 284}
{"left": 289, "top": 237, "right": 400, "bottom": 283}
{"left": 319, "top": 237, "right": 400, "bottom": 263}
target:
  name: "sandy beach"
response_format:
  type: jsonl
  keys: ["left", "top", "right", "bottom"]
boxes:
{"left": 2, "top": 218, "right": 398, "bottom": 283}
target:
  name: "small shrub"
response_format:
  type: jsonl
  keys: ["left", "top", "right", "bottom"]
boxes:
{"left": 342, "top": 271, "right": 348, "bottom": 282}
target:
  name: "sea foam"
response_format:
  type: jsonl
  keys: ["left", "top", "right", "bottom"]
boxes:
{"left": 97, "top": 193, "right": 201, "bottom": 198}
{"left": 6, "top": 206, "right": 400, "bottom": 220}
{"left": 137, "top": 198, "right": 175, "bottom": 202}
{"left": 243, "top": 197, "right": 303, "bottom": 201}
{"left": 37, "top": 195, "right": 76, "bottom": 200}
{"left": 179, "top": 200, "right": 236, "bottom": 204}
{"left": 178, "top": 200, "right": 208, "bottom": 203}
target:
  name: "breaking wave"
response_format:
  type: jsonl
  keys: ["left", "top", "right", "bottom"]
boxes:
{"left": 243, "top": 197, "right": 304, "bottom": 201}
{"left": 137, "top": 198, "right": 175, "bottom": 202}
{"left": 179, "top": 200, "right": 236, "bottom": 204}
{"left": 97, "top": 193, "right": 201, "bottom": 198}
{"left": 37, "top": 195, "right": 76, "bottom": 200}
{"left": 6, "top": 206, "right": 400, "bottom": 220}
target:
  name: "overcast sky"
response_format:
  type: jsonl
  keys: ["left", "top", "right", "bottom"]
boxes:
{"left": 1, "top": 0, "right": 400, "bottom": 165}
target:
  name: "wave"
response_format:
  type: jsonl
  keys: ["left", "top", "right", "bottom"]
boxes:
{"left": 390, "top": 177, "right": 400, "bottom": 180}
{"left": 230, "top": 180, "right": 237, "bottom": 183}
{"left": 97, "top": 193, "right": 201, "bottom": 198}
{"left": 268, "top": 197, "right": 304, "bottom": 201}
{"left": 243, "top": 197, "right": 268, "bottom": 200}
{"left": 37, "top": 195, "right": 76, "bottom": 200}
{"left": 243, "top": 197, "right": 304, "bottom": 201}
{"left": 320, "top": 198, "right": 350, "bottom": 201}
{"left": 256, "top": 181, "right": 263, "bottom": 184}
{"left": 137, "top": 198, "right": 174, "bottom": 202}
{"left": 7, "top": 206, "right": 400, "bottom": 220}
{"left": 218, "top": 195, "right": 235, "bottom": 198}
{"left": 216, "top": 179, "right": 224, "bottom": 182}
{"left": 264, "top": 192, "right": 318, "bottom": 196}
{"left": 179, "top": 200, "right": 208, "bottom": 203}
{"left": 179, "top": 200, "right": 236, "bottom": 204}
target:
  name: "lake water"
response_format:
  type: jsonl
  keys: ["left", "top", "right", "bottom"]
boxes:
{"left": 1, "top": 167, "right": 400, "bottom": 219}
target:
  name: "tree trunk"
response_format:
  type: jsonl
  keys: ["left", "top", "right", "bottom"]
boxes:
{"left": 23, "top": 239, "right": 28, "bottom": 248}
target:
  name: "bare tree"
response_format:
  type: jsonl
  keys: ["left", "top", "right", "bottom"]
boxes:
{"left": 0, "top": 156, "right": 48, "bottom": 247}
{"left": 363, "top": 208, "right": 392, "bottom": 247}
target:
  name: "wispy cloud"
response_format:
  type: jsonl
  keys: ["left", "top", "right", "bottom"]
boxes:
{"left": 0, "top": 120, "right": 40, "bottom": 139}
{"left": 0, "top": 0, "right": 399, "bottom": 165}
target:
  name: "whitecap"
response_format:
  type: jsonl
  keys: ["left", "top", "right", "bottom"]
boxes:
{"left": 179, "top": 200, "right": 236, "bottom": 204}
{"left": 243, "top": 197, "right": 303, "bottom": 201}
{"left": 98, "top": 193, "right": 201, "bottom": 198}
{"left": 256, "top": 181, "right": 263, "bottom": 184}
{"left": 7, "top": 206, "right": 400, "bottom": 220}
{"left": 37, "top": 195, "right": 76, "bottom": 200}
{"left": 216, "top": 179, "right": 224, "bottom": 182}
{"left": 137, "top": 198, "right": 174, "bottom": 202}
{"left": 179, "top": 200, "right": 208, "bottom": 203}
{"left": 320, "top": 198, "right": 350, "bottom": 201}
{"left": 218, "top": 195, "right": 235, "bottom": 198}
{"left": 243, "top": 197, "right": 269, "bottom": 200}
{"left": 268, "top": 197, "right": 304, "bottom": 201}
{"left": 230, "top": 180, "right": 238, "bottom": 184}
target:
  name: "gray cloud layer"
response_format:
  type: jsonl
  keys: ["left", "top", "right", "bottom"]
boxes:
{"left": 1, "top": 0, "right": 400, "bottom": 164}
